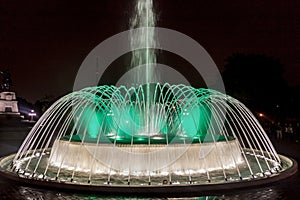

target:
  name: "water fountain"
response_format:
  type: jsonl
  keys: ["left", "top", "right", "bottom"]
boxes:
{"left": 0, "top": 83, "right": 296, "bottom": 194}
{"left": 0, "top": 0, "right": 297, "bottom": 196}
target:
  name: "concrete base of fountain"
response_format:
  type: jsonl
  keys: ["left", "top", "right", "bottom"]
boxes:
{"left": 49, "top": 139, "right": 243, "bottom": 175}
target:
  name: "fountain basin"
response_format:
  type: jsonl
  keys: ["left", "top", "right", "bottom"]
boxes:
{"left": 0, "top": 152, "right": 296, "bottom": 196}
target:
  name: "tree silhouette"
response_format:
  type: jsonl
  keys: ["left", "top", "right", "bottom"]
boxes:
{"left": 222, "top": 53, "right": 287, "bottom": 114}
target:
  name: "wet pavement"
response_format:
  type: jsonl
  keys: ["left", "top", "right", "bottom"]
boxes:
{"left": 0, "top": 117, "right": 300, "bottom": 199}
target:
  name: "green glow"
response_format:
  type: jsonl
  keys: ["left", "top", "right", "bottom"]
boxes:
{"left": 107, "top": 103, "right": 168, "bottom": 138}
{"left": 76, "top": 106, "right": 101, "bottom": 139}
{"left": 180, "top": 104, "right": 210, "bottom": 138}
{"left": 63, "top": 133, "right": 232, "bottom": 144}
{"left": 69, "top": 84, "right": 223, "bottom": 144}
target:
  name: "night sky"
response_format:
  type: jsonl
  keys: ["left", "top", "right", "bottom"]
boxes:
{"left": 0, "top": 0, "right": 299, "bottom": 103}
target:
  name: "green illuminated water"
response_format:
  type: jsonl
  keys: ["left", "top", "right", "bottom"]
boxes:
{"left": 72, "top": 83, "right": 213, "bottom": 144}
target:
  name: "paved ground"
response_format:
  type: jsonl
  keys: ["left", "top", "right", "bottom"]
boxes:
{"left": 0, "top": 116, "right": 299, "bottom": 199}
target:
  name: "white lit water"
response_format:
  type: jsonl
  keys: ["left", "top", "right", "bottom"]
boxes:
{"left": 130, "top": 0, "right": 157, "bottom": 85}
{"left": 129, "top": 0, "right": 158, "bottom": 127}
{"left": 5, "top": 148, "right": 284, "bottom": 186}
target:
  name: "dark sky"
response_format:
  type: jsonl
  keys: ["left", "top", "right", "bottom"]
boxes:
{"left": 0, "top": 0, "right": 299, "bottom": 103}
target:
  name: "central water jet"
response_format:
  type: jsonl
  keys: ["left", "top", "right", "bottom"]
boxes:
{"left": 130, "top": 0, "right": 158, "bottom": 137}
{"left": 130, "top": 0, "right": 157, "bottom": 84}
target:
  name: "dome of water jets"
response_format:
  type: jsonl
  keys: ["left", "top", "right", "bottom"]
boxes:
{"left": 11, "top": 83, "right": 281, "bottom": 185}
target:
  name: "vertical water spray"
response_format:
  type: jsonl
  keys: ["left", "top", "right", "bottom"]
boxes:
{"left": 130, "top": 0, "right": 158, "bottom": 136}
{"left": 130, "top": 0, "right": 157, "bottom": 84}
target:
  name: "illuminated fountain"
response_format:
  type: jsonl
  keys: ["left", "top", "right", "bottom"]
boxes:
{"left": 0, "top": 0, "right": 297, "bottom": 196}
{"left": 0, "top": 84, "right": 295, "bottom": 192}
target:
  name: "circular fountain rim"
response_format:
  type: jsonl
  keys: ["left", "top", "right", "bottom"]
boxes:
{"left": 61, "top": 133, "right": 235, "bottom": 145}
{"left": 0, "top": 153, "right": 297, "bottom": 196}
